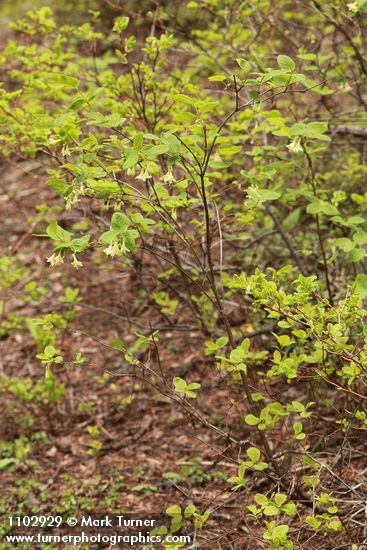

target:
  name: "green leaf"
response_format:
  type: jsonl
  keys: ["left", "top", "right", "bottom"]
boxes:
{"left": 282, "top": 502, "right": 297, "bottom": 516}
{"left": 0, "top": 458, "right": 17, "bottom": 470}
{"left": 293, "top": 421, "right": 303, "bottom": 434}
{"left": 184, "top": 504, "right": 196, "bottom": 518}
{"left": 230, "top": 348, "right": 246, "bottom": 363}
{"left": 246, "top": 447, "right": 261, "bottom": 462}
{"left": 48, "top": 73, "right": 80, "bottom": 88}
{"left": 245, "top": 414, "right": 260, "bottom": 426}
{"left": 354, "top": 274, "right": 367, "bottom": 297}
{"left": 111, "top": 212, "right": 130, "bottom": 232}
{"left": 69, "top": 235, "right": 90, "bottom": 253}
{"left": 254, "top": 493, "right": 268, "bottom": 506}
{"left": 166, "top": 505, "right": 182, "bottom": 517}
{"left": 236, "top": 58, "right": 251, "bottom": 72}
{"left": 173, "top": 377, "right": 200, "bottom": 398}
{"left": 307, "top": 201, "right": 322, "bottom": 215}
{"left": 247, "top": 505, "right": 260, "bottom": 515}
{"left": 261, "top": 190, "right": 281, "bottom": 201}
{"left": 217, "top": 336, "right": 229, "bottom": 348}
{"left": 333, "top": 238, "right": 355, "bottom": 252}
{"left": 173, "top": 377, "right": 186, "bottom": 393}
{"left": 171, "top": 94, "right": 194, "bottom": 105}
{"left": 70, "top": 97, "right": 86, "bottom": 110}
{"left": 45, "top": 345, "right": 56, "bottom": 357}
{"left": 274, "top": 493, "right": 287, "bottom": 507}
{"left": 263, "top": 505, "right": 279, "bottom": 516}
{"left": 113, "top": 16, "right": 129, "bottom": 32}
{"left": 123, "top": 153, "right": 139, "bottom": 169}
{"left": 144, "top": 144, "right": 170, "bottom": 160}
{"left": 47, "top": 220, "right": 72, "bottom": 243}
{"left": 322, "top": 203, "right": 339, "bottom": 216}
{"left": 131, "top": 483, "right": 157, "bottom": 492}
{"left": 350, "top": 247, "right": 366, "bottom": 262}
{"left": 254, "top": 461, "right": 268, "bottom": 471}
{"left": 306, "top": 515, "right": 322, "bottom": 530}
{"left": 208, "top": 74, "right": 227, "bottom": 82}
{"left": 249, "top": 90, "right": 260, "bottom": 102}
{"left": 277, "top": 55, "right": 295, "bottom": 71}
{"left": 353, "top": 230, "right": 367, "bottom": 245}
{"left": 133, "top": 133, "right": 144, "bottom": 151}
{"left": 348, "top": 216, "right": 365, "bottom": 225}
{"left": 277, "top": 334, "right": 292, "bottom": 347}
{"left": 218, "top": 145, "right": 242, "bottom": 156}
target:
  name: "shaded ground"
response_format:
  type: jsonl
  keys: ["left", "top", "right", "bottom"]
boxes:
{"left": 0, "top": 160, "right": 251, "bottom": 549}
{"left": 1, "top": 162, "right": 367, "bottom": 550}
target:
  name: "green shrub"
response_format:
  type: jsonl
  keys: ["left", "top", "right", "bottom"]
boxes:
{"left": 1, "top": 1, "right": 367, "bottom": 547}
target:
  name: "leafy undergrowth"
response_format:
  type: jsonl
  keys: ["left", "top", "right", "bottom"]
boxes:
{"left": 0, "top": 162, "right": 259, "bottom": 548}
{"left": 0, "top": 165, "right": 366, "bottom": 549}
{"left": 1, "top": 2, "right": 367, "bottom": 549}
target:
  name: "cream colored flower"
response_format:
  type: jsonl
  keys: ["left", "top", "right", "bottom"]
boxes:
{"left": 162, "top": 169, "right": 175, "bottom": 184}
{"left": 136, "top": 168, "right": 151, "bottom": 181}
{"left": 47, "top": 252, "right": 64, "bottom": 267}
{"left": 104, "top": 241, "right": 123, "bottom": 257}
{"left": 66, "top": 191, "right": 80, "bottom": 210}
{"left": 71, "top": 254, "right": 83, "bottom": 268}
{"left": 347, "top": 2, "right": 359, "bottom": 12}
{"left": 287, "top": 139, "right": 303, "bottom": 153}
{"left": 48, "top": 136, "right": 60, "bottom": 145}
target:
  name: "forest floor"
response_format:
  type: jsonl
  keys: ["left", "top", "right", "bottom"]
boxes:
{"left": 1, "top": 161, "right": 365, "bottom": 550}
{"left": 0, "top": 160, "right": 254, "bottom": 549}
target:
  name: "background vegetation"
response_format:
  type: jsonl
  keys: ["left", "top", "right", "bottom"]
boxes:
{"left": 1, "top": 0, "right": 367, "bottom": 548}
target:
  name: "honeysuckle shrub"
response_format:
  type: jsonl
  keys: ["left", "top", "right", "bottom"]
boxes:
{"left": 1, "top": 1, "right": 367, "bottom": 547}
